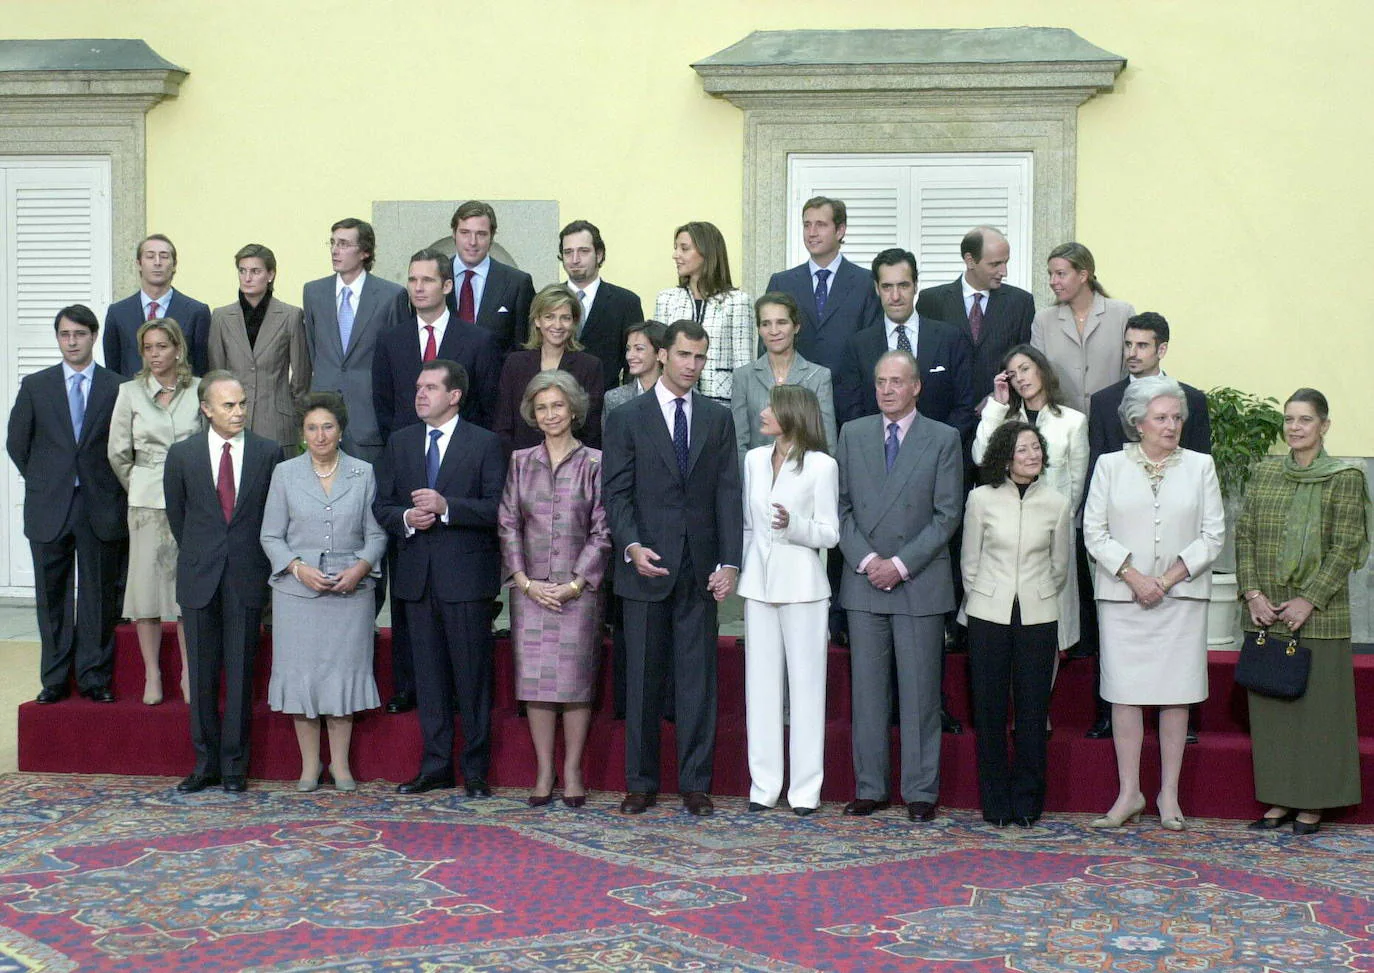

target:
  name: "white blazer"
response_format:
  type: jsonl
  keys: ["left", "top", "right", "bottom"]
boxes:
{"left": 738, "top": 446, "right": 839, "bottom": 604}
{"left": 1084, "top": 447, "right": 1225, "bottom": 602}
{"left": 960, "top": 479, "right": 1072, "bottom": 627}
{"left": 973, "top": 399, "right": 1089, "bottom": 514}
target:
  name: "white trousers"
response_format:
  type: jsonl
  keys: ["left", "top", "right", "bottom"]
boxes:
{"left": 743, "top": 598, "right": 829, "bottom": 808}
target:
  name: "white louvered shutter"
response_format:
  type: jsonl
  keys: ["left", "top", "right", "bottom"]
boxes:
{"left": 1, "top": 159, "right": 112, "bottom": 590}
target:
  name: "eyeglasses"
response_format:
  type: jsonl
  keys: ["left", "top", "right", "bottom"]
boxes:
{"left": 327, "top": 240, "right": 359, "bottom": 251}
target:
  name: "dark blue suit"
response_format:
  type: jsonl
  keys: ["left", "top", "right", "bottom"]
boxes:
{"left": 445, "top": 258, "right": 535, "bottom": 354}
{"left": 6, "top": 362, "right": 127, "bottom": 692}
{"left": 373, "top": 418, "right": 506, "bottom": 782}
{"left": 835, "top": 317, "right": 977, "bottom": 441}
{"left": 915, "top": 278, "right": 1035, "bottom": 402}
{"left": 575, "top": 280, "right": 645, "bottom": 393}
{"left": 104, "top": 291, "right": 212, "bottom": 377}
{"left": 373, "top": 314, "right": 501, "bottom": 437}
{"left": 767, "top": 256, "right": 881, "bottom": 374}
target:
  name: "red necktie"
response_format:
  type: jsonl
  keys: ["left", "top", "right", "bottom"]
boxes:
{"left": 217, "top": 442, "right": 236, "bottom": 522}
{"left": 423, "top": 325, "right": 437, "bottom": 362}
{"left": 146, "top": 301, "right": 160, "bottom": 322}
{"left": 969, "top": 293, "right": 984, "bottom": 343}
{"left": 457, "top": 270, "right": 476, "bottom": 323}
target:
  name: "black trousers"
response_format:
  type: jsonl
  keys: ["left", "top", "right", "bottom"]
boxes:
{"left": 183, "top": 584, "right": 263, "bottom": 777}
{"left": 967, "top": 604, "right": 1057, "bottom": 820}
{"left": 381, "top": 545, "right": 414, "bottom": 697}
{"left": 406, "top": 592, "right": 491, "bottom": 781}
{"left": 30, "top": 488, "right": 123, "bottom": 692}
{"left": 622, "top": 553, "right": 717, "bottom": 794}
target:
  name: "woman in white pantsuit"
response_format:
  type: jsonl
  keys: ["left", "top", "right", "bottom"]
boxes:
{"left": 738, "top": 384, "right": 839, "bottom": 815}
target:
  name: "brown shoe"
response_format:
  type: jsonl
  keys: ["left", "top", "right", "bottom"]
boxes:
{"left": 619, "top": 792, "right": 657, "bottom": 814}
{"left": 682, "top": 791, "right": 714, "bottom": 816}
{"left": 842, "top": 798, "right": 891, "bottom": 816}
{"left": 907, "top": 801, "right": 938, "bottom": 822}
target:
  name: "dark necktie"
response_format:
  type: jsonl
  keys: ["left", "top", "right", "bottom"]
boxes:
{"left": 457, "top": 270, "right": 476, "bottom": 323}
{"left": 422, "top": 325, "right": 437, "bottom": 362}
{"left": 814, "top": 267, "right": 831, "bottom": 318}
{"left": 885, "top": 422, "right": 900, "bottom": 473}
{"left": 146, "top": 301, "right": 159, "bottom": 322}
{"left": 673, "top": 397, "right": 689, "bottom": 479}
{"left": 217, "top": 442, "right": 235, "bottom": 522}
{"left": 969, "top": 292, "right": 984, "bottom": 343}
{"left": 895, "top": 324, "right": 912, "bottom": 353}
{"left": 426, "top": 428, "right": 442, "bottom": 489}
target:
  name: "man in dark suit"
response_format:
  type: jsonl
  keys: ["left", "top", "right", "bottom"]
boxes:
{"left": 303, "top": 218, "right": 407, "bottom": 465}
{"left": 103, "top": 234, "right": 212, "bottom": 376}
{"left": 445, "top": 200, "right": 535, "bottom": 354}
{"left": 914, "top": 225, "right": 1036, "bottom": 402}
{"left": 164, "top": 371, "right": 281, "bottom": 792}
{"left": 371, "top": 249, "right": 501, "bottom": 715}
{"left": 373, "top": 360, "right": 507, "bottom": 796}
{"left": 7, "top": 305, "right": 127, "bottom": 703}
{"left": 603, "top": 320, "right": 743, "bottom": 817}
{"left": 835, "top": 249, "right": 976, "bottom": 439}
{"left": 1083, "top": 311, "right": 1212, "bottom": 741}
{"left": 559, "top": 219, "right": 645, "bottom": 392}
{"left": 766, "top": 196, "right": 882, "bottom": 375}
{"left": 836, "top": 349, "right": 964, "bottom": 822}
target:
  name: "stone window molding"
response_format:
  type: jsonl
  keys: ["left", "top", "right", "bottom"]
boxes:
{"left": 692, "top": 28, "right": 1125, "bottom": 304}
{"left": 0, "top": 39, "right": 187, "bottom": 296}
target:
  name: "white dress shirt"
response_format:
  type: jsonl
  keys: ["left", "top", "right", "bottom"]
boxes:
{"left": 417, "top": 309, "right": 451, "bottom": 356}
{"left": 60, "top": 360, "right": 93, "bottom": 414}
{"left": 140, "top": 288, "right": 176, "bottom": 319}
{"left": 451, "top": 255, "right": 490, "bottom": 313}
{"left": 884, "top": 316, "right": 921, "bottom": 351}
{"left": 807, "top": 254, "right": 844, "bottom": 291}
{"left": 207, "top": 427, "right": 244, "bottom": 494}
{"left": 653, "top": 376, "right": 691, "bottom": 442}
{"left": 569, "top": 276, "right": 601, "bottom": 336}
{"left": 961, "top": 275, "right": 989, "bottom": 318}
{"left": 404, "top": 413, "right": 460, "bottom": 534}
{"left": 335, "top": 270, "right": 368, "bottom": 314}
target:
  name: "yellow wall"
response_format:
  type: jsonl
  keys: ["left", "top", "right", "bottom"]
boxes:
{"left": 7, "top": 0, "right": 1373, "bottom": 450}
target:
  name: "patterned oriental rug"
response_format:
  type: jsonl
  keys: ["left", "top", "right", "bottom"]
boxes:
{"left": 0, "top": 774, "right": 1369, "bottom": 973}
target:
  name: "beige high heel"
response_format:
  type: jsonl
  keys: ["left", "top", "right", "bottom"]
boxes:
{"left": 1089, "top": 795, "right": 1146, "bottom": 829}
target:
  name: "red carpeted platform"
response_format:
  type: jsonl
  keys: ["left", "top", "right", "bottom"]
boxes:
{"left": 17, "top": 623, "right": 1374, "bottom": 822}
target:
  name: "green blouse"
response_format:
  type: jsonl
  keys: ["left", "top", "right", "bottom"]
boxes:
{"left": 1235, "top": 457, "right": 1369, "bottom": 639}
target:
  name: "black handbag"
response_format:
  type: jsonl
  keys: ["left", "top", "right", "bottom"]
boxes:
{"left": 1235, "top": 629, "right": 1311, "bottom": 700}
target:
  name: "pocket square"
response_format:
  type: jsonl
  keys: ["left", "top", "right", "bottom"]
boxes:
{"left": 497, "top": 306, "right": 510, "bottom": 314}
{"left": 927, "top": 365, "right": 947, "bottom": 373}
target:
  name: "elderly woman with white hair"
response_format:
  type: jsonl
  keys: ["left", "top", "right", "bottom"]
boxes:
{"left": 1083, "top": 375, "right": 1224, "bottom": 831}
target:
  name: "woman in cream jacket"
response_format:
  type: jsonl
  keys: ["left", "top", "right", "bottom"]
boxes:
{"left": 738, "top": 385, "right": 839, "bottom": 815}
{"left": 961, "top": 421, "right": 1071, "bottom": 826}
{"left": 972, "top": 344, "right": 1087, "bottom": 651}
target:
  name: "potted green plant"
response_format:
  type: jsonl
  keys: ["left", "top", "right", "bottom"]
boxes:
{"left": 1204, "top": 386, "right": 1284, "bottom": 646}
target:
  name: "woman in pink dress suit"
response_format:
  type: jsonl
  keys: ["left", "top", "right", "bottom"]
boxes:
{"left": 498, "top": 368, "right": 611, "bottom": 808}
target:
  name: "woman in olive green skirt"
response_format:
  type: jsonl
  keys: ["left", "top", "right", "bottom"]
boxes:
{"left": 1236, "top": 388, "right": 1371, "bottom": 835}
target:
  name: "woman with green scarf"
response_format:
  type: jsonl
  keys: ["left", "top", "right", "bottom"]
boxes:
{"left": 1238, "top": 388, "right": 1372, "bottom": 835}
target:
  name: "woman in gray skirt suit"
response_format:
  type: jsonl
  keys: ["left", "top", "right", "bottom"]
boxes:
{"left": 260, "top": 391, "right": 387, "bottom": 791}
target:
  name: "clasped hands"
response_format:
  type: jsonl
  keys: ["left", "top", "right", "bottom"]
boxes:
{"left": 1247, "top": 591, "right": 1314, "bottom": 632}
{"left": 521, "top": 577, "right": 581, "bottom": 613}
{"left": 294, "top": 559, "right": 370, "bottom": 595}
{"left": 628, "top": 544, "right": 737, "bottom": 602}
{"left": 403, "top": 488, "right": 448, "bottom": 530}
{"left": 865, "top": 556, "right": 903, "bottom": 592}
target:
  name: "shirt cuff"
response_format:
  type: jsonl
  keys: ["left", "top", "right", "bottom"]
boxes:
{"left": 857, "top": 552, "right": 876, "bottom": 573}
{"left": 892, "top": 556, "right": 910, "bottom": 581}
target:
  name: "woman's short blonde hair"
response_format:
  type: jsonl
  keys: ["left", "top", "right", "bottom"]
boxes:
{"left": 1119, "top": 374, "right": 1188, "bottom": 441}
{"left": 135, "top": 318, "right": 193, "bottom": 391}
{"left": 519, "top": 369, "right": 589, "bottom": 430}
{"left": 524, "top": 284, "right": 584, "bottom": 351}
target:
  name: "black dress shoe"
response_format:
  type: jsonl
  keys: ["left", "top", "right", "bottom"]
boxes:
{"left": 1248, "top": 810, "right": 1298, "bottom": 830}
{"left": 747, "top": 801, "right": 771, "bottom": 812}
{"left": 683, "top": 791, "right": 714, "bottom": 816}
{"left": 619, "top": 792, "right": 657, "bottom": 814}
{"left": 177, "top": 773, "right": 221, "bottom": 793}
{"left": 397, "top": 773, "right": 454, "bottom": 794}
{"left": 385, "top": 691, "right": 416, "bottom": 714}
{"left": 81, "top": 686, "right": 115, "bottom": 703}
{"left": 941, "top": 709, "right": 963, "bottom": 734}
{"left": 35, "top": 687, "right": 68, "bottom": 704}
{"left": 222, "top": 776, "right": 247, "bottom": 792}
{"left": 792, "top": 805, "right": 818, "bottom": 817}
{"left": 464, "top": 778, "right": 493, "bottom": 798}
{"left": 1085, "top": 716, "right": 1113, "bottom": 739}
{"left": 907, "top": 801, "right": 938, "bottom": 822}
{"left": 843, "top": 798, "right": 890, "bottom": 816}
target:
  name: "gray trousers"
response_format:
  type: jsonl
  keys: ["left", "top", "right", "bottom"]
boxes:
{"left": 848, "top": 610, "right": 944, "bottom": 803}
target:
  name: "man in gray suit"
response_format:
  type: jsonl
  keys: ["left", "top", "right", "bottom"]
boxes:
{"left": 836, "top": 349, "right": 963, "bottom": 822}
{"left": 303, "top": 218, "right": 406, "bottom": 464}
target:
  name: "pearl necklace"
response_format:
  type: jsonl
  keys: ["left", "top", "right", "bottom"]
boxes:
{"left": 312, "top": 457, "right": 340, "bottom": 479}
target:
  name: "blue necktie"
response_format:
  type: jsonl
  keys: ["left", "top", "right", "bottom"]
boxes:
{"left": 338, "top": 286, "right": 355, "bottom": 352}
{"left": 426, "top": 428, "right": 442, "bottom": 488}
{"left": 68, "top": 372, "right": 86, "bottom": 441}
{"left": 885, "top": 421, "right": 900, "bottom": 473}
{"left": 814, "top": 267, "right": 831, "bottom": 318}
{"left": 673, "top": 397, "right": 689, "bottom": 479}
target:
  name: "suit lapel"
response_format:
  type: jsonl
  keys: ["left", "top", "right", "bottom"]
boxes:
{"left": 818, "top": 259, "right": 854, "bottom": 328}
{"left": 344, "top": 278, "right": 381, "bottom": 364}
{"left": 46, "top": 367, "right": 79, "bottom": 448}
{"left": 638, "top": 392, "right": 681, "bottom": 482}
{"left": 478, "top": 262, "right": 506, "bottom": 320}
{"left": 222, "top": 303, "right": 254, "bottom": 361}
{"left": 873, "top": 413, "right": 926, "bottom": 520}
{"left": 253, "top": 300, "right": 288, "bottom": 358}
{"left": 231, "top": 437, "right": 267, "bottom": 521}
{"left": 685, "top": 392, "right": 710, "bottom": 478}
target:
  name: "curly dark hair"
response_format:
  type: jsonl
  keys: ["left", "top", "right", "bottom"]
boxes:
{"left": 979, "top": 420, "right": 1049, "bottom": 485}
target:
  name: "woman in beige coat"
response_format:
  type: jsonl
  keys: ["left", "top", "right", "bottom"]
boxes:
{"left": 207, "top": 243, "right": 310, "bottom": 452}
{"left": 107, "top": 319, "right": 202, "bottom": 704}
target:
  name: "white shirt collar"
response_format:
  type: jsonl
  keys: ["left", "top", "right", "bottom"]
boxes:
{"left": 140, "top": 288, "right": 175, "bottom": 315}
{"left": 961, "top": 274, "right": 987, "bottom": 303}
{"left": 418, "top": 308, "right": 450, "bottom": 333}
{"left": 569, "top": 276, "right": 601, "bottom": 303}
{"left": 453, "top": 254, "right": 491, "bottom": 280}
{"left": 336, "top": 270, "right": 368, "bottom": 299}
{"left": 807, "top": 253, "right": 844, "bottom": 277}
{"left": 61, "top": 360, "right": 94, "bottom": 381}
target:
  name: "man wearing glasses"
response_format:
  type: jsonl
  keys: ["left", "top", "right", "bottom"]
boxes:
{"left": 302, "top": 218, "right": 407, "bottom": 464}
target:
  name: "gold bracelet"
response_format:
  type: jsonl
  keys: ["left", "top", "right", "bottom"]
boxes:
{"left": 569, "top": 579, "right": 583, "bottom": 597}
